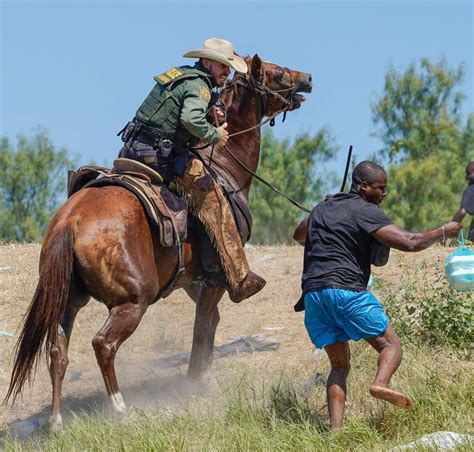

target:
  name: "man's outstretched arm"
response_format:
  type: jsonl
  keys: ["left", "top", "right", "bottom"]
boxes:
{"left": 373, "top": 222, "right": 462, "bottom": 252}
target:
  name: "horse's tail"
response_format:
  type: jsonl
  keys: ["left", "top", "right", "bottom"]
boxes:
{"left": 4, "top": 224, "right": 74, "bottom": 405}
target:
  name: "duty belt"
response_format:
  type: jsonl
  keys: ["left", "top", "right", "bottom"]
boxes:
{"left": 133, "top": 118, "right": 176, "bottom": 146}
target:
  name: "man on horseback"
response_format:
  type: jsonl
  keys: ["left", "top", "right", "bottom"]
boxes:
{"left": 118, "top": 38, "right": 265, "bottom": 303}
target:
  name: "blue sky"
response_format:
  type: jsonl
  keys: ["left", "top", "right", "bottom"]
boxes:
{"left": 1, "top": 0, "right": 473, "bottom": 183}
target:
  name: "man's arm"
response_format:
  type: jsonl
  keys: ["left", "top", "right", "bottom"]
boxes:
{"left": 180, "top": 80, "right": 221, "bottom": 144}
{"left": 373, "top": 221, "right": 461, "bottom": 252}
{"left": 293, "top": 217, "right": 309, "bottom": 246}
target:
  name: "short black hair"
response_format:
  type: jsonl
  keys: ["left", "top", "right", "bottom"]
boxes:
{"left": 466, "top": 161, "right": 474, "bottom": 171}
{"left": 352, "top": 160, "right": 386, "bottom": 186}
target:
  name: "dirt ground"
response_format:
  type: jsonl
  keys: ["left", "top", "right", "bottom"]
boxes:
{"left": 0, "top": 243, "right": 456, "bottom": 426}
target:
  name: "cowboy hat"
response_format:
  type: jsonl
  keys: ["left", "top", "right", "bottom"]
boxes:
{"left": 183, "top": 38, "right": 248, "bottom": 74}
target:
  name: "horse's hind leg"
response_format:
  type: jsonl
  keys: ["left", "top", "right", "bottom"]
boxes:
{"left": 49, "top": 287, "right": 90, "bottom": 429}
{"left": 92, "top": 301, "right": 148, "bottom": 417}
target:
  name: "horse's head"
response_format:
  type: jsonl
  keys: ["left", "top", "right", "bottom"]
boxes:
{"left": 237, "top": 54, "right": 312, "bottom": 117}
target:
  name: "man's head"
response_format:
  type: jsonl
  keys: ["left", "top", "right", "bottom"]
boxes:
{"left": 351, "top": 161, "right": 388, "bottom": 206}
{"left": 183, "top": 38, "right": 248, "bottom": 87}
{"left": 465, "top": 161, "right": 474, "bottom": 185}
{"left": 199, "top": 59, "right": 231, "bottom": 87}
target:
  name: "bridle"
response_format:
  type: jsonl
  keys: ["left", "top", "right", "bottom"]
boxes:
{"left": 234, "top": 65, "right": 298, "bottom": 111}
{"left": 221, "top": 67, "right": 301, "bottom": 138}
{"left": 195, "top": 66, "right": 311, "bottom": 214}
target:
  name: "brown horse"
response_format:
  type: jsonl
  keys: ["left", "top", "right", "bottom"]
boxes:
{"left": 5, "top": 55, "right": 312, "bottom": 429}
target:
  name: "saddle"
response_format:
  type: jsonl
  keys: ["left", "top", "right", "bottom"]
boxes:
{"left": 68, "top": 159, "right": 187, "bottom": 248}
{"left": 67, "top": 159, "right": 188, "bottom": 300}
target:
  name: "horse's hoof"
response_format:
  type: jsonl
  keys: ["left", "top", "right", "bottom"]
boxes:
{"left": 117, "top": 405, "right": 137, "bottom": 423}
{"left": 110, "top": 392, "right": 129, "bottom": 419}
{"left": 48, "top": 415, "right": 63, "bottom": 432}
{"left": 187, "top": 370, "right": 211, "bottom": 387}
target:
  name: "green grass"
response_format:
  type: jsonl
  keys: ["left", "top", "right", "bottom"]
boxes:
{"left": 1, "top": 344, "right": 472, "bottom": 451}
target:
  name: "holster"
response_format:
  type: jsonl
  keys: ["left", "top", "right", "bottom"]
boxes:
{"left": 118, "top": 120, "right": 190, "bottom": 183}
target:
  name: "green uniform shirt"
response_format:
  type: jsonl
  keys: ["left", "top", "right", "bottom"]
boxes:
{"left": 135, "top": 63, "right": 221, "bottom": 146}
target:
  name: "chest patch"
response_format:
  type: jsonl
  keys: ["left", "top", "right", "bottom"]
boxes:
{"left": 157, "top": 67, "right": 184, "bottom": 84}
{"left": 199, "top": 85, "right": 211, "bottom": 102}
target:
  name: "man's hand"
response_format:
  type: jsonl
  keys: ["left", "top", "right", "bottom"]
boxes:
{"left": 441, "top": 221, "right": 462, "bottom": 238}
{"left": 209, "top": 105, "right": 225, "bottom": 126}
{"left": 217, "top": 122, "right": 229, "bottom": 146}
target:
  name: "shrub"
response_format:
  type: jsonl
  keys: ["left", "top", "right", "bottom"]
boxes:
{"left": 382, "top": 258, "right": 473, "bottom": 354}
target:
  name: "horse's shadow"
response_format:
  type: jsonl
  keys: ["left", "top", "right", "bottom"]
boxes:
{"left": 3, "top": 335, "right": 283, "bottom": 438}
{"left": 15, "top": 372, "right": 202, "bottom": 423}
{"left": 1, "top": 372, "right": 204, "bottom": 443}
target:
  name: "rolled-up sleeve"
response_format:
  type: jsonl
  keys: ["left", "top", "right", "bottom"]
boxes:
{"left": 180, "top": 79, "right": 221, "bottom": 145}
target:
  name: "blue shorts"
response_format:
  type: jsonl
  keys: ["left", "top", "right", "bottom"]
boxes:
{"left": 304, "top": 288, "right": 389, "bottom": 349}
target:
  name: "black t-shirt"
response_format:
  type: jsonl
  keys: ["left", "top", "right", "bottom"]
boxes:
{"left": 461, "top": 184, "right": 474, "bottom": 214}
{"left": 460, "top": 184, "right": 474, "bottom": 240}
{"left": 302, "top": 191, "right": 393, "bottom": 293}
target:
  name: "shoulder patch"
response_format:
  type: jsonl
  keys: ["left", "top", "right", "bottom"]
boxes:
{"left": 156, "top": 67, "right": 184, "bottom": 84}
{"left": 199, "top": 85, "right": 211, "bottom": 102}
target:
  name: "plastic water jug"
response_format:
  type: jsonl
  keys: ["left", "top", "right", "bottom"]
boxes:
{"left": 444, "top": 246, "right": 474, "bottom": 291}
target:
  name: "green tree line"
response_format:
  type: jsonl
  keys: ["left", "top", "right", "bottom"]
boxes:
{"left": 0, "top": 131, "right": 75, "bottom": 241}
{"left": 1, "top": 58, "right": 473, "bottom": 243}
{"left": 372, "top": 58, "right": 474, "bottom": 230}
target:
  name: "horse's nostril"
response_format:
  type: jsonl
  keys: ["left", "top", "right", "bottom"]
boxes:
{"left": 308, "top": 75, "right": 312, "bottom": 83}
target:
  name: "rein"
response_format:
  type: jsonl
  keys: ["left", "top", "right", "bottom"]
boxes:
{"left": 228, "top": 110, "right": 286, "bottom": 138}
{"left": 222, "top": 143, "right": 311, "bottom": 213}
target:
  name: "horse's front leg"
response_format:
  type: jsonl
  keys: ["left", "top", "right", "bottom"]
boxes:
{"left": 187, "top": 285, "right": 225, "bottom": 380}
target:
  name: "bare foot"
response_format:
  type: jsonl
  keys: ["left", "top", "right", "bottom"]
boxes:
{"left": 369, "top": 384, "right": 413, "bottom": 409}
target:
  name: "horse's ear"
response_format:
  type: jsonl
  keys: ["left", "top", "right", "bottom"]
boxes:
{"left": 251, "top": 54, "right": 262, "bottom": 78}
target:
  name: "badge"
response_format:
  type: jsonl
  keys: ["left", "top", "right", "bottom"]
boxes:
{"left": 199, "top": 85, "right": 211, "bottom": 102}
{"left": 157, "top": 67, "right": 183, "bottom": 84}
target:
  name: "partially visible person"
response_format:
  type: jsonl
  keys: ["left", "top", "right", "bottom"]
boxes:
{"left": 117, "top": 38, "right": 265, "bottom": 303}
{"left": 296, "top": 160, "right": 461, "bottom": 429}
{"left": 452, "top": 161, "right": 474, "bottom": 241}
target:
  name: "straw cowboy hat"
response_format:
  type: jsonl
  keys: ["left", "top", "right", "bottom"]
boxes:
{"left": 183, "top": 38, "right": 248, "bottom": 74}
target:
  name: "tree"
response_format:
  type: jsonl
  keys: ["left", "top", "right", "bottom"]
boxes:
{"left": 249, "top": 128, "right": 337, "bottom": 244}
{"left": 0, "top": 130, "right": 75, "bottom": 242}
{"left": 372, "top": 59, "right": 474, "bottom": 230}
